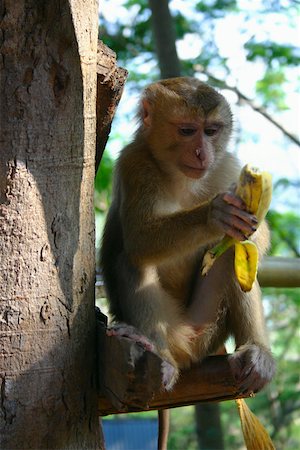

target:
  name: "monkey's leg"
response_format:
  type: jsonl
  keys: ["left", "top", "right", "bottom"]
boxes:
{"left": 186, "top": 249, "right": 234, "bottom": 330}
{"left": 227, "top": 281, "right": 276, "bottom": 394}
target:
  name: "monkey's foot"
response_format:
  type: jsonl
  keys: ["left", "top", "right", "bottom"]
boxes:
{"left": 106, "top": 322, "right": 155, "bottom": 352}
{"left": 228, "top": 344, "right": 276, "bottom": 395}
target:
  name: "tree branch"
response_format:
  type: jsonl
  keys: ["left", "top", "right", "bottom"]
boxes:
{"left": 195, "top": 66, "right": 300, "bottom": 148}
{"left": 96, "top": 41, "right": 128, "bottom": 173}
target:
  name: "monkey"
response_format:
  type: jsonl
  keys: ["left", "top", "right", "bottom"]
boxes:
{"left": 101, "top": 77, "right": 275, "bottom": 399}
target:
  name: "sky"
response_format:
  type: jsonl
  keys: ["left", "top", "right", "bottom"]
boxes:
{"left": 99, "top": 0, "right": 300, "bottom": 212}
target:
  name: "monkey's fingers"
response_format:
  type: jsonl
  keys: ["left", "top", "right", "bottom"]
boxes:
{"left": 212, "top": 195, "right": 258, "bottom": 239}
{"left": 214, "top": 215, "right": 256, "bottom": 241}
{"left": 161, "top": 360, "right": 178, "bottom": 391}
{"left": 222, "top": 201, "right": 258, "bottom": 226}
{"left": 223, "top": 191, "right": 247, "bottom": 210}
{"left": 229, "top": 345, "right": 275, "bottom": 394}
{"left": 238, "top": 364, "right": 272, "bottom": 395}
{"left": 216, "top": 220, "right": 248, "bottom": 241}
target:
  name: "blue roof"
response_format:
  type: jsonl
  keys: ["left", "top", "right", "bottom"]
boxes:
{"left": 102, "top": 418, "right": 158, "bottom": 450}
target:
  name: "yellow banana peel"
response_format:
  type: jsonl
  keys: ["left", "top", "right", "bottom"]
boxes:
{"left": 202, "top": 165, "right": 272, "bottom": 292}
{"left": 234, "top": 240, "right": 259, "bottom": 292}
{"left": 236, "top": 165, "right": 273, "bottom": 224}
{"left": 236, "top": 399, "right": 275, "bottom": 450}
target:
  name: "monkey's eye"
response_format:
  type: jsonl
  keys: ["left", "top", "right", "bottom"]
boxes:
{"left": 204, "top": 126, "right": 221, "bottom": 137}
{"left": 178, "top": 127, "right": 197, "bottom": 136}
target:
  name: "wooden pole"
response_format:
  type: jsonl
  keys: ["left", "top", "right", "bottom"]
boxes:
{"left": 97, "top": 323, "right": 247, "bottom": 417}
{"left": 258, "top": 256, "right": 300, "bottom": 288}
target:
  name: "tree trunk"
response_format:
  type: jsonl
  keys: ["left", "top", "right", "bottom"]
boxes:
{"left": 148, "top": 0, "right": 181, "bottom": 78}
{"left": 0, "top": 0, "right": 102, "bottom": 448}
{"left": 195, "top": 403, "right": 224, "bottom": 450}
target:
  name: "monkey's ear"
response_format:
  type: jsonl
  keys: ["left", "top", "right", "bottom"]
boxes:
{"left": 141, "top": 99, "right": 152, "bottom": 127}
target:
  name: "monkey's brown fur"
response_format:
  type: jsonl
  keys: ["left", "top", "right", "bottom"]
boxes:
{"left": 101, "top": 77, "right": 275, "bottom": 393}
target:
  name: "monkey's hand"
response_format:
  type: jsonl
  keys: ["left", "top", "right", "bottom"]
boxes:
{"left": 228, "top": 344, "right": 276, "bottom": 395}
{"left": 203, "top": 165, "right": 273, "bottom": 291}
{"left": 210, "top": 191, "right": 258, "bottom": 241}
{"left": 106, "top": 323, "right": 155, "bottom": 352}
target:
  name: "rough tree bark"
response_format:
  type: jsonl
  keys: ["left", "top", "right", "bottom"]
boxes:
{"left": 0, "top": 0, "right": 102, "bottom": 448}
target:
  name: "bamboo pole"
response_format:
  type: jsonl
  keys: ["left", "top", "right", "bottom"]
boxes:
{"left": 96, "top": 257, "right": 300, "bottom": 299}
{"left": 258, "top": 256, "right": 300, "bottom": 288}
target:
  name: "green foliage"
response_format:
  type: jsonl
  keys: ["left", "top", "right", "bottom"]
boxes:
{"left": 100, "top": 0, "right": 299, "bottom": 110}
{"left": 256, "top": 69, "right": 288, "bottom": 110}
{"left": 95, "top": 151, "right": 114, "bottom": 213}
{"left": 169, "top": 407, "right": 198, "bottom": 450}
{"left": 262, "top": 287, "right": 300, "bottom": 449}
{"left": 244, "top": 40, "right": 300, "bottom": 109}
{"left": 245, "top": 41, "right": 300, "bottom": 67}
{"left": 268, "top": 210, "right": 300, "bottom": 257}
{"left": 173, "top": 12, "right": 194, "bottom": 39}
{"left": 196, "top": 0, "right": 238, "bottom": 16}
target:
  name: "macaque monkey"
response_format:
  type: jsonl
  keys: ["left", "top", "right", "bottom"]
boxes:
{"left": 101, "top": 77, "right": 275, "bottom": 397}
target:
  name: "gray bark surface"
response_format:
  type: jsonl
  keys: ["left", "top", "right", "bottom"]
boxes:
{"left": 0, "top": 0, "right": 102, "bottom": 448}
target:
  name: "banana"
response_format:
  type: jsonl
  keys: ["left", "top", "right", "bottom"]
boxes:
{"left": 201, "top": 165, "right": 272, "bottom": 292}
{"left": 234, "top": 240, "right": 259, "bottom": 292}
{"left": 236, "top": 164, "right": 273, "bottom": 225}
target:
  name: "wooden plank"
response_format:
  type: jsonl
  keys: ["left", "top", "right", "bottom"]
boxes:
{"left": 97, "top": 319, "right": 247, "bottom": 416}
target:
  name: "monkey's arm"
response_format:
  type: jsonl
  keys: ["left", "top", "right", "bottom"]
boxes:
{"left": 122, "top": 188, "right": 258, "bottom": 265}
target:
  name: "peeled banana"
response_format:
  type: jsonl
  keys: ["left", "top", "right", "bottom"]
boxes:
{"left": 235, "top": 165, "right": 273, "bottom": 225}
{"left": 202, "top": 165, "right": 272, "bottom": 292}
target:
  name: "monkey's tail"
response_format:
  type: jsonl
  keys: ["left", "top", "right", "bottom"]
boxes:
{"left": 158, "top": 409, "right": 170, "bottom": 450}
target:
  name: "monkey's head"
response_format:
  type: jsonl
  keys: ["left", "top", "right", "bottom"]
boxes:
{"left": 138, "top": 77, "right": 233, "bottom": 180}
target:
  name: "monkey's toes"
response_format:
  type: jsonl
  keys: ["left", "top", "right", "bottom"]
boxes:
{"left": 161, "top": 360, "right": 178, "bottom": 391}
{"left": 106, "top": 322, "right": 155, "bottom": 352}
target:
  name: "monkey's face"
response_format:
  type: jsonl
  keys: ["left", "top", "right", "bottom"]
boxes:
{"left": 141, "top": 79, "right": 232, "bottom": 180}
{"left": 144, "top": 112, "right": 230, "bottom": 180}
{"left": 169, "top": 118, "right": 224, "bottom": 179}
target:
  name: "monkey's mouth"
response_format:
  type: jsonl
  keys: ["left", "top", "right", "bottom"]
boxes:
{"left": 179, "top": 149, "right": 208, "bottom": 179}
{"left": 180, "top": 163, "right": 207, "bottom": 179}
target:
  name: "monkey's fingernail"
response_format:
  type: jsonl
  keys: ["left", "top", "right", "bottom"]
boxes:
{"left": 251, "top": 226, "right": 257, "bottom": 232}
{"left": 251, "top": 216, "right": 258, "bottom": 224}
